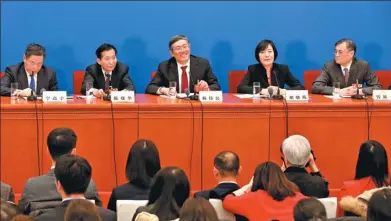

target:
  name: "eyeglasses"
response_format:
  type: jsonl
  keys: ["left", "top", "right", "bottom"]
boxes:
{"left": 172, "top": 44, "right": 190, "bottom": 52}
{"left": 334, "top": 49, "right": 352, "bottom": 55}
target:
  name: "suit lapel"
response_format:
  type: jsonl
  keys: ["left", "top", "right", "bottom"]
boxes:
{"left": 36, "top": 69, "right": 46, "bottom": 93}
{"left": 96, "top": 64, "right": 105, "bottom": 89}
{"left": 256, "top": 64, "right": 269, "bottom": 86}
{"left": 18, "top": 64, "right": 29, "bottom": 89}
{"left": 348, "top": 59, "right": 358, "bottom": 86}
{"left": 110, "top": 65, "right": 119, "bottom": 89}
{"left": 333, "top": 62, "right": 346, "bottom": 88}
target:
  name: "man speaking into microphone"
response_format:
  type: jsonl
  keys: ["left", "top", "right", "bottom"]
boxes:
{"left": 1, "top": 43, "right": 58, "bottom": 97}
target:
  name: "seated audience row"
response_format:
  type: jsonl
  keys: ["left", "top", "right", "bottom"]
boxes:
{"left": 1, "top": 37, "right": 389, "bottom": 98}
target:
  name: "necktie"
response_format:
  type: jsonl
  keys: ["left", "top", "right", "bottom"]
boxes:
{"left": 29, "top": 74, "right": 35, "bottom": 92}
{"left": 181, "top": 66, "right": 188, "bottom": 93}
{"left": 344, "top": 68, "right": 349, "bottom": 85}
{"left": 104, "top": 73, "right": 111, "bottom": 92}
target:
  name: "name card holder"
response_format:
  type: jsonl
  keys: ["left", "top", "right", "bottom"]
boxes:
{"left": 199, "top": 91, "right": 223, "bottom": 102}
{"left": 42, "top": 91, "right": 67, "bottom": 103}
{"left": 110, "top": 91, "right": 135, "bottom": 103}
{"left": 285, "top": 90, "right": 309, "bottom": 101}
{"left": 373, "top": 90, "right": 391, "bottom": 101}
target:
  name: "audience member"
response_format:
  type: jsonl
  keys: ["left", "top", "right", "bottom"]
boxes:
{"left": 19, "top": 128, "right": 101, "bottom": 214}
{"left": 179, "top": 198, "right": 218, "bottom": 221}
{"left": 223, "top": 161, "right": 306, "bottom": 221}
{"left": 1, "top": 181, "right": 15, "bottom": 202}
{"left": 366, "top": 188, "right": 391, "bottom": 221}
{"left": 1, "top": 199, "right": 21, "bottom": 221}
{"left": 65, "top": 199, "right": 101, "bottom": 221}
{"left": 107, "top": 139, "right": 161, "bottom": 212}
{"left": 34, "top": 154, "right": 115, "bottom": 221}
{"left": 293, "top": 198, "right": 327, "bottom": 221}
{"left": 132, "top": 167, "right": 190, "bottom": 221}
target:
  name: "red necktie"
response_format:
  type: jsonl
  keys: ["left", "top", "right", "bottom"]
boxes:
{"left": 181, "top": 66, "right": 188, "bottom": 93}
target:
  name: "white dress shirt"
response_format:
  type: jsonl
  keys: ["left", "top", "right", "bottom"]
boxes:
{"left": 25, "top": 69, "right": 37, "bottom": 92}
{"left": 102, "top": 69, "right": 112, "bottom": 81}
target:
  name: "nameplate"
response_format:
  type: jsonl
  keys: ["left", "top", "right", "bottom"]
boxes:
{"left": 110, "top": 91, "right": 135, "bottom": 103}
{"left": 285, "top": 90, "right": 309, "bottom": 101}
{"left": 199, "top": 91, "right": 223, "bottom": 102}
{"left": 373, "top": 90, "right": 391, "bottom": 101}
{"left": 42, "top": 91, "right": 67, "bottom": 103}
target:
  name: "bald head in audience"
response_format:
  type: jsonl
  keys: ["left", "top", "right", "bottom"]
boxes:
{"left": 213, "top": 151, "right": 241, "bottom": 182}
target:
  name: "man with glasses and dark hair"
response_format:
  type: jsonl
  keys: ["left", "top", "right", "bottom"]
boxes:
{"left": 1, "top": 43, "right": 58, "bottom": 96}
{"left": 312, "top": 39, "right": 381, "bottom": 96}
{"left": 146, "top": 35, "right": 221, "bottom": 95}
{"left": 80, "top": 43, "right": 135, "bottom": 97}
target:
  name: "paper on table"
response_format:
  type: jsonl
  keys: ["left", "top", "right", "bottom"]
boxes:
{"left": 324, "top": 95, "right": 353, "bottom": 99}
{"left": 160, "top": 93, "right": 194, "bottom": 99}
{"left": 234, "top": 94, "right": 269, "bottom": 99}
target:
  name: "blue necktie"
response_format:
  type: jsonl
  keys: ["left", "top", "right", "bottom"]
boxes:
{"left": 29, "top": 74, "right": 35, "bottom": 92}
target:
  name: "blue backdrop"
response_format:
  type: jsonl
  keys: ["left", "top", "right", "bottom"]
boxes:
{"left": 1, "top": 1, "right": 391, "bottom": 94}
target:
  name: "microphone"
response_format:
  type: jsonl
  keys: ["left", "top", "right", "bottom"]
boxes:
{"left": 103, "top": 86, "right": 112, "bottom": 101}
{"left": 27, "top": 72, "right": 37, "bottom": 101}
{"left": 268, "top": 87, "right": 274, "bottom": 98}
{"left": 184, "top": 88, "right": 191, "bottom": 100}
{"left": 351, "top": 79, "right": 365, "bottom": 99}
{"left": 39, "top": 88, "right": 46, "bottom": 97}
{"left": 271, "top": 69, "right": 284, "bottom": 100}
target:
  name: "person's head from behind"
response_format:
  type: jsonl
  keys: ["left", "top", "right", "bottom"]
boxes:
{"left": 293, "top": 198, "right": 327, "bottom": 221}
{"left": 334, "top": 38, "right": 356, "bottom": 67}
{"left": 147, "top": 167, "right": 190, "bottom": 220}
{"left": 125, "top": 139, "right": 161, "bottom": 188}
{"left": 355, "top": 140, "right": 389, "bottom": 187}
{"left": 0, "top": 199, "right": 21, "bottom": 221}
{"left": 281, "top": 135, "right": 311, "bottom": 168}
{"left": 255, "top": 39, "right": 278, "bottom": 68}
{"left": 367, "top": 188, "right": 391, "bottom": 221}
{"left": 23, "top": 43, "right": 45, "bottom": 74}
{"left": 213, "top": 151, "right": 241, "bottom": 182}
{"left": 54, "top": 154, "right": 92, "bottom": 198}
{"left": 96, "top": 43, "right": 117, "bottom": 73}
{"left": 47, "top": 128, "right": 77, "bottom": 163}
{"left": 169, "top": 35, "right": 191, "bottom": 65}
{"left": 251, "top": 161, "right": 299, "bottom": 201}
{"left": 64, "top": 199, "right": 101, "bottom": 221}
{"left": 179, "top": 198, "right": 218, "bottom": 221}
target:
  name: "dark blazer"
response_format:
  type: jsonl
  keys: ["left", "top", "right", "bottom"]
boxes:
{"left": 80, "top": 62, "right": 135, "bottom": 95}
{"left": 1, "top": 62, "right": 58, "bottom": 96}
{"left": 19, "top": 169, "right": 102, "bottom": 214}
{"left": 312, "top": 58, "right": 381, "bottom": 95}
{"left": 237, "top": 63, "right": 304, "bottom": 93}
{"left": 0, "top": 181, "right": 15, "bottom": 202}
{"left": 284, "top": 167, "right": 329, "bottom": 198}
{"left": 34, "top": 199, "right": 116, "bottom": 221}
{"left": 145, "top": 55, "right": 221, "bottom": 94}
{"left": 107, "top": 181, "right": 149, "bottom": 212}
{"left": 194, "top": 183, "right": 248, "bottom": 221}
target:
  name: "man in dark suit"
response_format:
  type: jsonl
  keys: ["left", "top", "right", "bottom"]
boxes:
{"left": 19, "top": 128, "right": 102, "bottom": 214}
{"left": 81, "top": 43, "right": 135, "bottom": 97}
{"left": 281, "top": 135, "right": 329, "bottom": 198}
{"left": 312, "top": 39, "right": 381, "bottom": 95}
{"left": 34, "top": 154, "right": 116, "bottom": 221}
{"left": 194, "top": 151, "right": 248, "bottom": 221}
{"left": 146, "top": 35, "right": 221, "bottom": 95}
{"left": 0, "top": 181, "right": 15, "bottom": 202}
{"left": 389, "top": 84, "right": 391, "bottom": 89}
{"left": 0, "top": 43, "right": 58, "bottom": 96}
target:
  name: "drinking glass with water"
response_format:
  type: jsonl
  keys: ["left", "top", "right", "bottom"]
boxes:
{"left": 332, "top": 82, "right": 341, "bottom": 99}
{"left": 168, "top": 81, "right": 177, "bottom": 99}
{"left": 253, "top": 82, "right": 261, "bottom": 99}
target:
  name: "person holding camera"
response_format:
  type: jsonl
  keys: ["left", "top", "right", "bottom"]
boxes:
{"left": 280, "top": 135, "right": 330, "bottom": 198}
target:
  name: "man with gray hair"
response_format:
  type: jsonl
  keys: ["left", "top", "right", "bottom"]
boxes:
{"left": 146, "top": 35, "right": 221, "bottom": 95}
{"left": 281, "top": 134, "right": 329, "bottom": 198}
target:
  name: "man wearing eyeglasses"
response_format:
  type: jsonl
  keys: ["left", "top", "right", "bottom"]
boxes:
{"left": 80, "top": 43, "right": 135, "bottom": 97}
{"left": 1, "top": 43, "right": 58, "bottom": 97}
{"left": 145, "top": 35, "right": 221, "bottom": 95}
{"left": 312, "top": 39, "right": 381, "bottom": 95}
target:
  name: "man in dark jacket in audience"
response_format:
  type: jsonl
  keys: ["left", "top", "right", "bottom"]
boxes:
{"left": 281, "top": 135, "right": 329, "bottom": 198}
{"left": 34, "top": 154, "right": 116, "bottom": 221}
{"left": 194, "top": 151, "right": 248, "bottom": 221}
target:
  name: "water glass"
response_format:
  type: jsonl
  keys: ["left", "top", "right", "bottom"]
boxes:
{"left": 85, "top": 82, "right": 94, "bottom": 98}
{"left": 10, "top": 83, "right": 18, "bottom": 100}
{"left": 332, "top": 82, "right": 341, "bottom": 99}
{"left": 168, "top": 81, "right": 177, "bottom": 99}
{"left": 253, "top": 82, "right": 261, "bottom": 99}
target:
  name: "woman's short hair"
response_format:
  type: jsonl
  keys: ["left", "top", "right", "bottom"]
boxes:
{"left": 0, "top": 199, "right": 21, "bottom": 221}
{"left": 125, "top": 139, "right": 161, "bottom": 188}
{"left": 147, "top": 167, "right": 190, "bottom": 220}
{"left": 254, "top": 39, "right": 278, "bottom": 63}
{"left": 251, "top": 161, "right": 299, "bottom": 201}
{"left": 355, "top": 140, "right": 389, "bottom": 187}
{"left": 293, "top": 198, "right": 327, "bottom": 221}
{"left": 367, "top": 188, "right": 391, "bottom": 221}
{"left": 64, "top": 199, "right": 101, "bottom": 221}
{"left": 179, "top": 198, "right": 218, "bottom": 221}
